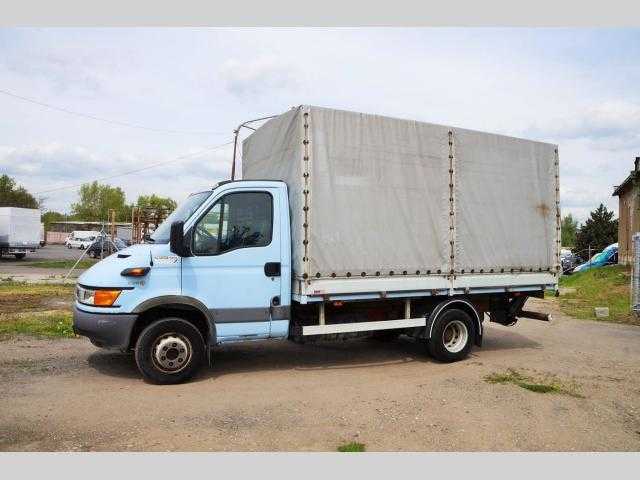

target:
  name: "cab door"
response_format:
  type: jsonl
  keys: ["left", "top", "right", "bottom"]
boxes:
{"left": 181, "top": 188, "right": 281, "bottom": 341}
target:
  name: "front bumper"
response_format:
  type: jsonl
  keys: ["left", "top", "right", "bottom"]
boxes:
{"left": 73, "top": 306, "right": 138, "bottom": 350}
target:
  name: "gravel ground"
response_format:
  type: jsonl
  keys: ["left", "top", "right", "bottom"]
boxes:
{"left": 1, "top": 297, "right": 639, "bottom": 452}
{"left": 1, "top": 244, "right": 84, "bottom": 262}
{"left": 0, "top": 245, "right": 88, "bottom": 282}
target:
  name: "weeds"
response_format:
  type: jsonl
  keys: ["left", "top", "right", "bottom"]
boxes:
{"left": 485, "top": 369, "right": 584, "bottom": 398}
{"left": 0, "top": 311, "right": 75, "bottom": 339}
{"left": 337, "top": 442, "right": 366, "bottom": 452}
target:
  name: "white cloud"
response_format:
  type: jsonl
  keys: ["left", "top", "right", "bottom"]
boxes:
{"left": 0, "top": 143, "right": 234, "bottom": 213}
{"left": 0, "top": 28, "right": 638, "bottom": 225}
{"left": 527, "top": 100, "right": 640, "bottom": 143}
{"left": 218, "top": 55, "right": 300, "bottom": 97}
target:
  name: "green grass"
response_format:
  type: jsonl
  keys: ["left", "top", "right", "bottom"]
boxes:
{"left": 558, "top": 264, "right": 636, "bottom": 325}
{"left": 337, "top": 442, "right": 366, "bottom": 452}
{"left": 0, "top": 282, "right": 75, "bottom": 339}
{"left": 485, "top": 369, "right": 584, "bottom": 398}
{"left": 0, "top": 281, "right": 75, "bottom": 295}
{"left": 22, "top": 259, "right": 97, "bottom": 269}
{"left": 0, "top": 310, "right": 75, "bottom": 339}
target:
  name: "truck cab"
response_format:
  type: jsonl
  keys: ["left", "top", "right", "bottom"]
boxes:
{"left": 74, "top": 180, "right": 292, "bottom": 383}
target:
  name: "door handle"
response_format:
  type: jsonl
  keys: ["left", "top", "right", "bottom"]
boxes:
{"left": 264, "top": 262, "right": 281, "bottom": 277}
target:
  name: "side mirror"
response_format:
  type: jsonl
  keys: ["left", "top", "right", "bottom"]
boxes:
{"left": 169, "top": 221, "right": 188, "bottom": 256}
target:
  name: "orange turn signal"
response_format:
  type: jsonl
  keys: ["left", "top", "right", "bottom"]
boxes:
{"left": 121, "top": 267, "right": 150, "bottom": 277}
{"left": 93, "top": 289, "right": 121, "bottom": 306}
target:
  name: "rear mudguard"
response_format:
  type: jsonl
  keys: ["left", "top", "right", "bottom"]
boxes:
{"left": 424, "top": 298, "right": 483, "bottom": 347}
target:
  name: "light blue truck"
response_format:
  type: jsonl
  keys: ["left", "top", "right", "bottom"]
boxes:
{"left": 73, "top": 106, "right": 560, "bottom": 384}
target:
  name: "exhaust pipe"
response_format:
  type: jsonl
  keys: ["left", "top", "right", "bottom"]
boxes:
{"left": 518, "top": 310, "right": 552, "bottom": 322}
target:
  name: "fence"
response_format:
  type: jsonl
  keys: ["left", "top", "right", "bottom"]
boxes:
{"left": 632, "top": 233, "right": 640, "bottom": 317}
{"left": 45, "top": 231, "right": 69, "bottom": 244}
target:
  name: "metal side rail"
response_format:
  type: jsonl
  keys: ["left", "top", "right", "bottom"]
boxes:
{"left": 302, "top": 317, "right": 426, "bottom": 336}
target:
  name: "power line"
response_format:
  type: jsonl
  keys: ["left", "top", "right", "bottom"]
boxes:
{"left": 35, "top": 141, "right": 233, "bottom": 195}
{"left": 0, "top": 88, "right": 227, "bottom": 135}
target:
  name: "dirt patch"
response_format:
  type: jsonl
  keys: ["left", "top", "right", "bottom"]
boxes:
{"left": 0, "top": 297, "right": 639, "bottom": 451}
{"left": 0, "top": 283, "right": 74, "bottom": 314}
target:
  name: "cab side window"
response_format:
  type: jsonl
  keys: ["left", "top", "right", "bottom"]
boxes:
{"left": 192, "top": 192, "right": 273, "bottom": 255}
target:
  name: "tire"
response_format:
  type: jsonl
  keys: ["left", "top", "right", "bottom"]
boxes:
{"left": 427, "top": 308, "right": 474, "bottom": 362}
{"left": 14, "top": 253, "right": 26, "bottom": 260}
{"left": 135, "top": 318, "right": 206, "bottom": 384}
{"left": 67, "top": 244, "right": 72, "bottom": 249}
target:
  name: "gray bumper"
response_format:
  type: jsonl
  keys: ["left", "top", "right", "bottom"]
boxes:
{"left": 73, "top": 306, "right": 138, "bottom": 350}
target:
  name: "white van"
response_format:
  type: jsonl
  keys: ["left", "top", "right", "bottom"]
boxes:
{"left": 65, "top": 231, "right": 100, "bottom": 249}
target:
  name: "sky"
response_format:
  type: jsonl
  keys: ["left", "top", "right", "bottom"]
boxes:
{"left": 0, "top": 28, "right": 639, "bottom": 223}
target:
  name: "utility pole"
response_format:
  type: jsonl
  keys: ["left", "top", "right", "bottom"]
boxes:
{"left": 109, "top": 209, "right": 116, "bottom": 240}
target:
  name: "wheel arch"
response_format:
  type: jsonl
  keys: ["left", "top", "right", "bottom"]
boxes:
{"left": 425, "top": 298, "right": 482, "bottom": 346}
{"left": 129, "top": 296, "right": 216, "bottom": 350}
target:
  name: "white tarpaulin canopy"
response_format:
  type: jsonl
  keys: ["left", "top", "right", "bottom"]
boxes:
{"left": 242, "top": 106, "right": 559, "bottom": 284}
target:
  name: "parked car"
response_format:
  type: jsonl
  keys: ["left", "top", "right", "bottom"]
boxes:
{"left": 66, "top": 231, "right": 100, "bottom": 249}
{"left": 560, "top": 249, "right": 582, "bottom": 275}
{"left": 87, "top": 236, "right": 126, "bottom": 258}
{"left": 572, "top": 243, "right": 618, "bottom": 274}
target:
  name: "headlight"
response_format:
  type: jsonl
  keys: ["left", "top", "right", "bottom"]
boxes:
{"left": 76, "top": 285, "right": 121, "bottom": 307}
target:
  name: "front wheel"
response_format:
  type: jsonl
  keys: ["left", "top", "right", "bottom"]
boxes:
{"left": 135, "top": 318, "right": 206, "bottom": 384}
{"left": 14, "top": 253, "right": 26, "bottom": 260}
{"left": 427, "top": 308, "right": 474, "bottom": 362}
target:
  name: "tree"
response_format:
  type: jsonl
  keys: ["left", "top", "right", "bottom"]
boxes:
{"left": 0, "top": 174, "right": 39, "bottom": 208}
{"left": 574, "top": 204, "right": 618, "bottom": 258}
{"left": 135, "top": 194, "right": 177, "bottom": 213}
{"left": 560, "top": 214, "right": 579, "bottom": 248}
{"left": 71, "top": 181, "right": 127, "bottom": 221}
{"left": 131, "top": 194, "right": 177, "bottom": 228}
{"left": 41, "top": 211, "right": 66, "bottom": 229}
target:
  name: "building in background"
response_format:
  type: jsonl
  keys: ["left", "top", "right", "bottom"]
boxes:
{"left": 613, "top": 157, "right": 640, "bottom": 265}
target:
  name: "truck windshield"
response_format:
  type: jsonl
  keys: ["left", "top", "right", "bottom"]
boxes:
{"left": 150, "top": 191, "right": 212, "bottom": 243}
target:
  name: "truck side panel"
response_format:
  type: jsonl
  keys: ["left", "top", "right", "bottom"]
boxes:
{"left": 242, "top": 105, "right": 559, "bottom": 300}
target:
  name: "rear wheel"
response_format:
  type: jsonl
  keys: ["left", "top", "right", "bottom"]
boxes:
{"left": 135, "top": 318, "right": 206, "bottom": 384}
{"left": 14, "top": 253, "right": 26, "bottom": 260}
{"left": 427, "top": 308, "right": 474, "bottom": 362}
